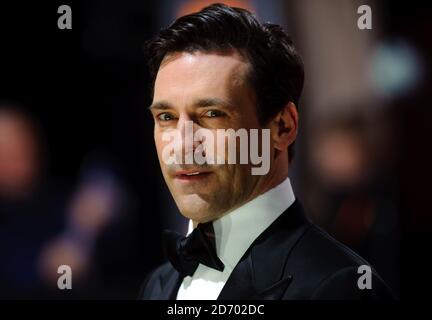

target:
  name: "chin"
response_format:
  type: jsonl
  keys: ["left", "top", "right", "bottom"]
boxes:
{"left": 175, "top": 194, "right": 217, "bottom": 223}
{"left": 178, "top": 208, "right": 215, "bottom": 224}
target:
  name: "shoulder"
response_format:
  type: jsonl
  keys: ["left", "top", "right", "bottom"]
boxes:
{"left": 284, "top": 224, "right": 394, "bottom": 299}
{"left": 297, "top": 224, "right": 370, "bottom": 267}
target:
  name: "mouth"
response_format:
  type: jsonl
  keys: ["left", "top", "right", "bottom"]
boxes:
{"left": 174, "top": 170, "right": 213, "bottom": 182}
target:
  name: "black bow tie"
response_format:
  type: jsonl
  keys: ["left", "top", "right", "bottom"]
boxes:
{"left": 163, "top": 222, "right": 225, "bottom": 277}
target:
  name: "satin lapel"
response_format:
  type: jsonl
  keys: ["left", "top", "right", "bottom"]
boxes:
{"left": 217, "top": 200, "right": 310, "bottom": 300}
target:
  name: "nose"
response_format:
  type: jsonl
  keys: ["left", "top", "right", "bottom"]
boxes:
{"left": 174, "top": 115, "right": 201, "bottom": 165}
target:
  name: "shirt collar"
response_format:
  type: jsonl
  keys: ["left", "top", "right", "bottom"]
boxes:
{"left": 186, "top": 177, "right": 295, "bottom": 271}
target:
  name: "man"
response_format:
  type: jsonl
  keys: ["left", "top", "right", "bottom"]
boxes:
{"left": 139, "top": 3, "right": 393, "bottom": 300}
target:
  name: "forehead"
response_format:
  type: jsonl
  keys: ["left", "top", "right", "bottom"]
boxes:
{"left": 153, "top": 51, "right": 251, "bottom": 104}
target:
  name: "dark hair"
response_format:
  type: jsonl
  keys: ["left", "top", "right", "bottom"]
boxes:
{"left": 145, "top": 3, "right": 304, "bottom": 159}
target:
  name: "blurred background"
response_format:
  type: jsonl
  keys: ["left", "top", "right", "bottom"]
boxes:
{"left": 1, "top": 0, "right": 430, "bottom": 299}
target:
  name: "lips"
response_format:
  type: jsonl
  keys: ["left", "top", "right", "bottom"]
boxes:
{"left": 183, "top": 172, "right": 201, "bottom": 176}
{"left": 174, "top": 170, "right": 212, "bottom": 181}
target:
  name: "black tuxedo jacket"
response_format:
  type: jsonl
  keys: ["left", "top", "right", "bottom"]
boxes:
{"left": 139, "top": 200, "right": 394, "bottom": 300}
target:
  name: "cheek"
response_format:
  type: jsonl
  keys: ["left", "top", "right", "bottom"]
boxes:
{"left": 154, "top": 131, "right": 166, "bottom": 160}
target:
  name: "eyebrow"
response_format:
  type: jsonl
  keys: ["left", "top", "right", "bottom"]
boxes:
{"left": 195, "top": 98, "right": 234, "bottom": 109}
{"left": 148, "top": 101, "right": 172, "bottom": 111}
{"left": 148, "top": 98, "right": 234, "bottom": 111}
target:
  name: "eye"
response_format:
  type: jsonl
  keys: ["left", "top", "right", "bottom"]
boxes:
{"left": 203, "top": 110, "right": 225, "bottom": 118}
{"left": 157, "top": 113, "right": 176, "bottom": 121}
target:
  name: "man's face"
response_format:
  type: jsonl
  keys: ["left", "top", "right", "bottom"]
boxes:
{"left": 150, "top": 51, "right": 268, "bottom": 223}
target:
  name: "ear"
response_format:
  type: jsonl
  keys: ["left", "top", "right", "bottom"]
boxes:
{"left": 269, "top": 102, "right": 298, "bottom": 152}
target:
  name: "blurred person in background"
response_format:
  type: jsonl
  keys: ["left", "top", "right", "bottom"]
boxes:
{"left": 0, "top": 102, "right": 67, "bottom": 298}
{"left": 37, "top": 158, "right": 121, "bottom": 297}
{"left": 37, "top": 155, "right": 146, "bottom": 299}
{"left": 0, "top": 103, "right": 145, "bottom": 299}
{"left": 305, "top": 110, "right": 400, "bottom": 297}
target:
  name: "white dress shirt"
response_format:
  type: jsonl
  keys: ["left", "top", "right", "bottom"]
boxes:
{"left": 176, "top": 177, "right": 296, "bottom": 300}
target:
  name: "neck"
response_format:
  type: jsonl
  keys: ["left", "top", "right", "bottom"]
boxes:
{"left": 249, "top": 153, "right": 290, "bottom": 202}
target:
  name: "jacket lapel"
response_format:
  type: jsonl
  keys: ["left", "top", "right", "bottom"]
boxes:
{"left": 217, "top": 200, "right": 310, "bottom": 300}
{"left": 156, "top": 268, "right": 183, "bottom": 300}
